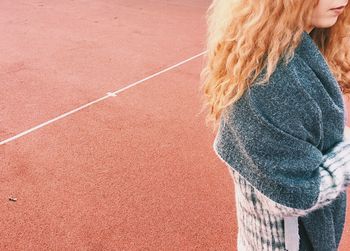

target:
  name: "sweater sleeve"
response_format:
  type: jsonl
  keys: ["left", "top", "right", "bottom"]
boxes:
{"left": 229, "top": 139, "right": 350, "bottom": 218}
{"left": 213, "top": 68, "right": 348, "bottom": 211}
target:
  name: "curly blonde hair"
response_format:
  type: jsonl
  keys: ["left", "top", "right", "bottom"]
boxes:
{"left": 199, "top": 0, "right": 350, "bottom": 133}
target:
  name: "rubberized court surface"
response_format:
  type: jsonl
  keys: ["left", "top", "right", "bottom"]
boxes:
{"left": 1, "top": 1, "right": 349, "bottom": 250}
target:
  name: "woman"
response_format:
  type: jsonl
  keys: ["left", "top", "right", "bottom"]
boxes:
{"left": 200, "top": 0, "right": 350, "bottom": 250}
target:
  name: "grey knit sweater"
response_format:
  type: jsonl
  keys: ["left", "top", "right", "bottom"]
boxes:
{"left": 213, "top": 30, "right": 350, "bottom": 250}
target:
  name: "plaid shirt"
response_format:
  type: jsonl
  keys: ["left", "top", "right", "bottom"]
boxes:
{"left": 214, "top": 139, "right": 350, "bottom": 251}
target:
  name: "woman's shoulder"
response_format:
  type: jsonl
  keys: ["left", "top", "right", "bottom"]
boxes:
{"left": 228, "top": 55, "right": 323, "bottom": 145}
{"left": 248, "top": 53, "right": 322, "bottom": 115}
{"left": 250, "top": 53, "right": 315, "bottom": 98}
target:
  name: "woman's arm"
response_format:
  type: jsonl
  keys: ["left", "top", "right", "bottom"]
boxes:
{"left": 234, "top": 139, "right": 350, "bottom": 218}
{"left": 230, "top": 126, "right": 350, "bottom": 218}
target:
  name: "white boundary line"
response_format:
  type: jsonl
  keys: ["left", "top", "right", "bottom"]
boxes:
{"left": 0, "top": 51, "right": 206, "bottom": 145}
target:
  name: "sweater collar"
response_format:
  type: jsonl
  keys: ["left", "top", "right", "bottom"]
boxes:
{"left": 294, "top": 31, "right": 327, "bottom": 67}
{"left": 294, "top": 30, "right": 344, "bottom": 111}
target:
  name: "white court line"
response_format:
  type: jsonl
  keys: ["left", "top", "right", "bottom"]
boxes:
{"left": 0, "top": 51, "right": 207, "bottom": 145}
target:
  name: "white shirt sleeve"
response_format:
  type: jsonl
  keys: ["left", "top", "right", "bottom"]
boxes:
{"left": 233, "top": 139, "right": 350, "bottom": 217}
